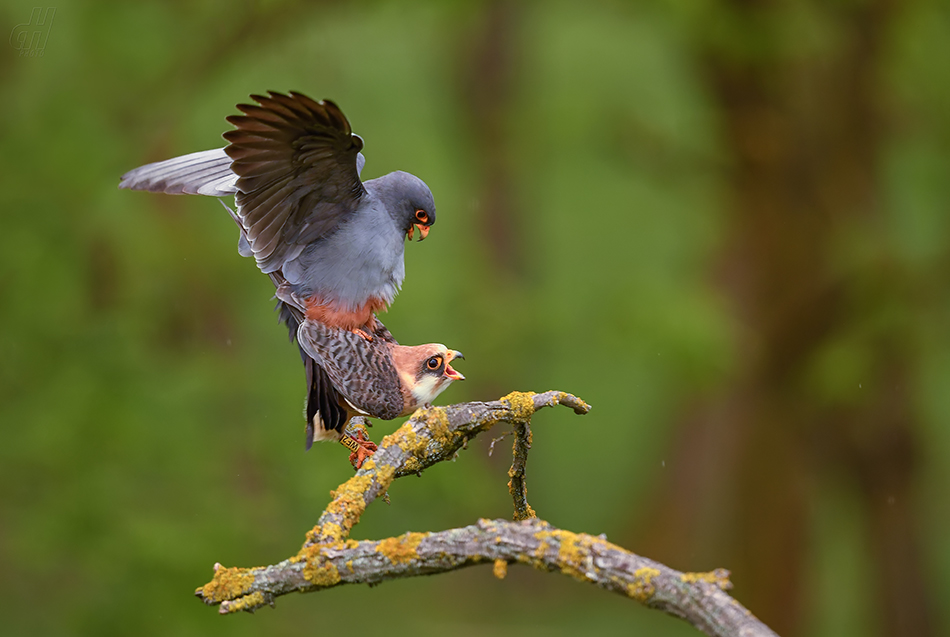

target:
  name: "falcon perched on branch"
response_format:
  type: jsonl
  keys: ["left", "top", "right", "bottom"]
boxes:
{"left": 297, "top": 317, "right": 465, "bottom": 467}
{"left": 119, "top": 91, "right": 446, "bottom": 460}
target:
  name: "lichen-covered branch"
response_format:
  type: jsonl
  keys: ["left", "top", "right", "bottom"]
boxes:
{"left": 303, "top": 390, "right": 586, "bottom": 546}
{"left": 508, "top": 417, "right": 535, "bottom": 520}
{"left": 198, "top": 517, "right": 775, "bottom": 637}
{"left": 195, "top": 391, "right": 778, "bottom": 637}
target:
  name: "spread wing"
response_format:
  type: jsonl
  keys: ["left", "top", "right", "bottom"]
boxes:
{"left": 118, "top": 148, "right": 237, "bottom": 196}
{"left": 297, "top": 320, "right": 404, "bottom": 421}
{"left": 118, "top": 148, "right": 366, "bottom": 199}
{"left": 224, "top": 91, "right": 366, "bottom": 274}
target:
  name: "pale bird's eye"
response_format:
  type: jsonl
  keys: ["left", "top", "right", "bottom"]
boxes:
{"left": 426, "top": 356, "right": 441, "bottom": 370}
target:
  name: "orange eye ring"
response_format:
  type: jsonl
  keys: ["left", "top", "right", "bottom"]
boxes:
{"left": 426, "top": 356, "right": 442, "bottom": 370}
{"left": 415, "top": 209, "right": 428, "bottom": 223}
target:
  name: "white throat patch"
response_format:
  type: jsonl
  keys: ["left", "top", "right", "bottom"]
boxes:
{"left": 411, "top": 375, "right": 451, "bottom": 406}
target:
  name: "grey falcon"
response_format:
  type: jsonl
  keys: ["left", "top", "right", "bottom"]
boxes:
{"left": 118, "top": 91, "right": 439, "bottom": 450}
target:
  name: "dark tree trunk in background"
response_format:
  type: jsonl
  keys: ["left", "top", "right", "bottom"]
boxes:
{"left": 460, "top": 0, "right": 522, "bottom": 278}
{"left": 640, "top": 2, "right": 934, "bottom": 635}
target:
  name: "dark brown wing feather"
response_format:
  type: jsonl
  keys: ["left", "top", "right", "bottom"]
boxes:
{"left": 223, "top": 91, "right": 366, "bottom": 273}
{"left": 220, "top": 199, "right": 347, "bottom": 447}
{"left": 297, "top": 320, "right": 404, "bottom": 421}
{"left": 278, "top": 300, "right": 348, "bottom": 447}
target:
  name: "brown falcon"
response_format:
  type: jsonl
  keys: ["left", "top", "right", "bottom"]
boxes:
{"left": 296, "top": 317, "right": 465, "bottom": 467}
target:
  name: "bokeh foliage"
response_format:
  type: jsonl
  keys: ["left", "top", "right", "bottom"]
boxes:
{"left": 1, "top": 1, "right": 948, "bottom": 635}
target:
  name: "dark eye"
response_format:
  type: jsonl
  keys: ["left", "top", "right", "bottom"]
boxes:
{"left": 415, "top": 209, "right": 428, "bottom": 223}
{"left": 426, "top": 356, "right": 442, "bottom": 370}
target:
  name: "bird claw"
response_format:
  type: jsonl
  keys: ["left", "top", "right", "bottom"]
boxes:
{"left": 352, "top": 328, "right": 374, "bottom": 342}
{"left": 341, "top": 429, "right": 378, "bottom": 470}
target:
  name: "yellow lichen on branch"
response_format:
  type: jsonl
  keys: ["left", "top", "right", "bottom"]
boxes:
{"left": 493, "top": 559, "right": 508, "bottom": 579}
{"left": 197, "top": 565, "right": 255, "bottom": 603}
{"left": 309, "top": 468, "right": 393, "bottom": 545}
{"left": 628, "top": 567, "right": 661, "bottom": 602}
{"left": 423, "top": 407, "right": 453, "bottom": 445}
{"left": 535, "top": 528, "right": 597, "bottom": 582}
{"left": 220, "top": 591, "right": 266, "bottom": 613}
{"left": 304, "top": 522, "right": 345, "bottom": 546}
{"left": 507, "top": 481, "right": 537, "bottom": 520}
{"left": 534, "top": 540, "right": 549, "bottom": 559}
{"left": 381, "top": 420, "right": 426, "bottom": 472}
{"left": 303, "top": 557, "right": 341, "bottom": 587}
{"left": 681, "top": 569, "right": 733, "bottom": 591}
{"left": 381, "top": 423, "right": 419, "bottom": 454}
{"left": 376, "top": 532, "right": 428, "bottom": 565}
{"left": 501, "top": 391, "right": 537, "bottom": 422}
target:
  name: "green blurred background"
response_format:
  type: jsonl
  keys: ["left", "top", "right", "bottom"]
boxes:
{"left": 3, "top": 1, "right": 949, "bottom": 635}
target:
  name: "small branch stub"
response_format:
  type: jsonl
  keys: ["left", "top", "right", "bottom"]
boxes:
{"left": 507, "top": 413, "right": 536, "bottom": 521}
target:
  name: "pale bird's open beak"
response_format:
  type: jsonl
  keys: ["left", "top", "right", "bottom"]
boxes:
{"left": 444, "top": 350, "right": 465, "bottom": 381}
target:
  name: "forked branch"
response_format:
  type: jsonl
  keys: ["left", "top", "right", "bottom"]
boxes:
{"left": 195, "top": 391, "right": 777, "bottom": 637}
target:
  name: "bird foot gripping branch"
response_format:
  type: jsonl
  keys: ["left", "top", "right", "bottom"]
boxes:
{"left": 340, "top": 427, "right": 378, "bottom": 470}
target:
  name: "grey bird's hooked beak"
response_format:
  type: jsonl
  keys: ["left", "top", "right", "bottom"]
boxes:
{"left": 407, "top": 223, "right": 431, "bottom": 242}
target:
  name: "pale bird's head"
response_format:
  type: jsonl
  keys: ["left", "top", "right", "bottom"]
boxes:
{"left": 394, "top": 343, "right": 465, "bottom": 408}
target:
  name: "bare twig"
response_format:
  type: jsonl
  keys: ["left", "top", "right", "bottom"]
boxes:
{"left": 194, "top": 390, "right": 778, "bottom": 637}
{"left": 488, "top": 431, "right": 512, "bottom": 456}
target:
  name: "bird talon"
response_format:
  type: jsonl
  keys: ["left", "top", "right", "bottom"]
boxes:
{"left": 352, "top": 328, "right": 373, "bottom": 342}
{"left": 342, "top": 429, "right": 378, "bottom": 470}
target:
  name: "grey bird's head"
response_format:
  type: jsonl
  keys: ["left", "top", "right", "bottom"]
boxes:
{"left": 377, "top": 171, "right": 436, "bottom": 241}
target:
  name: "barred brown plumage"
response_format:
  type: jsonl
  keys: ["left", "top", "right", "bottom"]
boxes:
{"left": 297, "top": 318, "right": 465, "bottom": 456}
